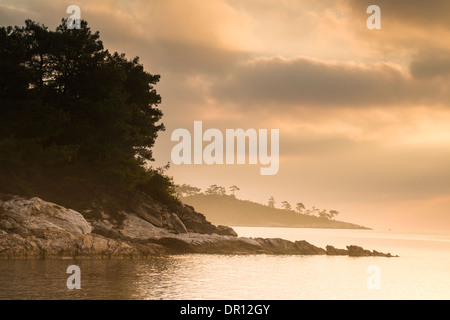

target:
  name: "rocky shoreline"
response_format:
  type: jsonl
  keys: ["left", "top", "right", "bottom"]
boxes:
{"left": 0, "top": 195, "right": 397, "bottom": 259}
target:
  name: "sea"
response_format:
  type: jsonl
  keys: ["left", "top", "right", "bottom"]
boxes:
{"left": 0, "top": 227, "right": 449, "bottom": 300}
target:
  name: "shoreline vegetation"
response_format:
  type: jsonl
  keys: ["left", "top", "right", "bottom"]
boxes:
{"left": 0, "top": 20, "right": 396, "bottom": 259}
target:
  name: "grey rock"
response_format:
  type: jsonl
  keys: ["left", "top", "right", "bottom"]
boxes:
{"left": 129, "top": 193, "right": 228, "bottom": 236}
{"left": 295, "top": 240, "right": 327, "bottom": 255}
{"left": 130, "top": 193, "right": 164, "bottom": 227}
{"left": 0, "top": 197, "right": 92, "bottom": 235}
{"left": 347, "top": 245, "right": 373, "bottom": 257}
{"left": 0, "top": 228, "right": 165, "bottom": 259}
{"left": 130, "top": 193, "right": 188, "bottom": 234}
{"left": 168, "top": 213, "right": 188, "bottom": 234}
{"left": 91, "top": 219, "right": 122, "bottom": 239}
{"left": 347, "top": 245, "right": 396, "bottom": 257}
{"left": 176, "top": 205, "right": 218, "bottom": 234}
{"left": 326, "top": 245, "right": 348, "bottom": 256}
{"left": 215, "top": 225, "right": 238, "bottom": 237}
{"left": 119, "top": 213, "right": 171, "bottom": 240}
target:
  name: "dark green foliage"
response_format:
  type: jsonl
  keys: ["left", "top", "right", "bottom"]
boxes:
{"left": 137, "top": 165, "right": 180, "bottom": 208}
{"left": 1, "top": 19, "right": 163, "bottom": 168}
{"left": 0, "top": 19, "right": 176, "bottom": 205}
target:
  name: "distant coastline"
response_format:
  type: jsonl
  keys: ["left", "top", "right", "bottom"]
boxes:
{"left": 182, "top": 194, "right": 370, "bottom": 230}
{"left": 231, "top": 224, "right": 371, "bottom": 230}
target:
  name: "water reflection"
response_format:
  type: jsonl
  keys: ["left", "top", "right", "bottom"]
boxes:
{"left": 1, "top": 229, "right": 450, "bottom": 300}
{"left": 0, "top": 258, "right": 173, "bottom": 300}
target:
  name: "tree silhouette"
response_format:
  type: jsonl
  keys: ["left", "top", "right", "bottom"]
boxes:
{"left": 175, "top": 184, "right": 201, "bottom": 197}
{"left": 0, "top": 19, "right": 164, "bottom": 173}
{"left": 0, "top": 19, "right": 176, "bottom": 202}
{"left": 329, "top": 210, "right": 340, "bottom": 220}
{"left": 205, "top": 185, "right": 226, "bottom": 196}
{"left": 318, "top": 209, "right": 331, "bottom": 219}
{"left": 229, "top": 185, "right": 240, "bottom": 196}
{"left": 268, "top": 196, "right": 275, "bottom": 208}
{"left": 295, "top": 202, "right": 305, "bottom": 214}
{"left": 311, "top": 206, "right": 320, "bottom": 217}
{"left": 217, "top": 186, "right": 226, "bottom": 196}
{"left": 281, "top": 201, "right": 292, "bottom": 211}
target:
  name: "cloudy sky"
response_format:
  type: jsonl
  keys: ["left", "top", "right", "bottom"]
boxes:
{"left": 2, "top": 0, "right": 450, "bottom": 231}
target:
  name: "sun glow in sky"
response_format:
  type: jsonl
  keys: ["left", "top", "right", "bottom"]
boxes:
{"left": 2, "top": 0, "right": 450, "bottom": 230}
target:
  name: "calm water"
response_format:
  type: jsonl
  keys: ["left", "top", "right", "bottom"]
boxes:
{"left": 0, "top": 227, "right": 449, "bottom": 300}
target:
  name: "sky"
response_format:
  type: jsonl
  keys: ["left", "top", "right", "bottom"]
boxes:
{"left": 1, "top": 0, "right": 450, "bottom": 231}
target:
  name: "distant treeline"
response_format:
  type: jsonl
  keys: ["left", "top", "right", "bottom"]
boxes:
{"left": 182, "top": 192, "right": 368, "bottom": 229}
{"left": 176, "top": 184, "right": 340, "bottom": 221}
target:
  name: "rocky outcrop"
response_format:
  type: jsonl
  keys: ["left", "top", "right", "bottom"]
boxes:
{"left": 295, "top": 240, "right": 327, "bottom": 255}
{"left": 127, "top": 192, "right": 233, "bottom": 236}
{"left": 147, "top": 235, "right": 326, "bottom": 255}
{"left": 215, "top": 225, "right": 239, "bottom": 237}
{"left": 172, "top": 204, "right": 218, "bottom": 235}
{"left": 0, "top": 228, "right": 164, "bottom": 259}
{"left": 130, "top": 193, "right": 188, "bottom": 234}
{"left": 119, "top": 213, "right": 172, "bottom": 239}
{"left": 347, "top": 245, "right": 395, "bottom": 257}
{"left": 325, "top": 245, "right": 396, "bottom": 257}
{"left": 0, "top": 195, "right": 398, "bottom": 259}
{"left": 326, "top": 245, "right": 350, "bottom": 256}
{"left": 0, "top": 196, "right": 165, "bottom": 259}
{"left": 0, "top": 197, "right": 92, "bottom": 235}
